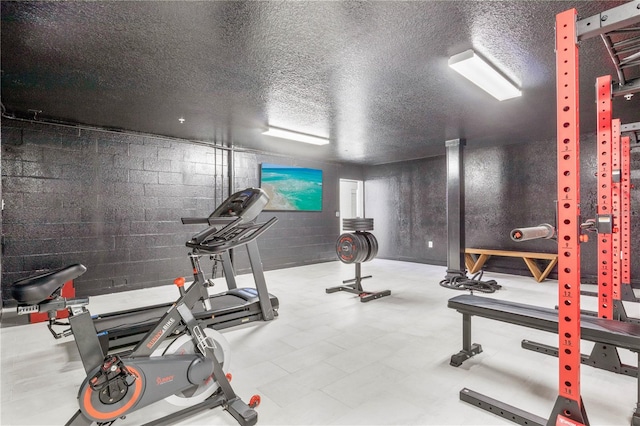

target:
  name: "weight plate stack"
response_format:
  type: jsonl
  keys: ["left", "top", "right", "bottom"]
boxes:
{"left": 343, "top": 218, "right": 374, "bottom": 232}
{"left": 336, "top": 233, "right": 367, "bottom": 264}
{"left": 336, "top": 231, "right": 378, "bottom": 264}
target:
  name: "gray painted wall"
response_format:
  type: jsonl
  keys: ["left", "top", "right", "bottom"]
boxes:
{"left": 364, "top": 134, "right": 640, "bottom": 284}
{"left": 364, "top": 156, "right": 447, "bottom": 265}
{"left": 1, "top": 120, "right": 360, "bottom": 303}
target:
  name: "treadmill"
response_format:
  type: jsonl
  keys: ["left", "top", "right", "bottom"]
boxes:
{"left": 92, "top": 188, "right": 279, "bottom": 354}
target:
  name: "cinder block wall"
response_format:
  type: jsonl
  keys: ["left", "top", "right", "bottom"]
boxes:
{"left": 1, "top": 120, "right": 354, "bottom": 303}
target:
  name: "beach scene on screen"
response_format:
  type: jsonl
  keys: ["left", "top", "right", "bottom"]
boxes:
{"left": 261, "top": 164, "right": 323, "bottom": 211}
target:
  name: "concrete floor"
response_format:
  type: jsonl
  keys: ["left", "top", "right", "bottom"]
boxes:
{"left": 2, "top": 259, "right": 639, "bottom": 425}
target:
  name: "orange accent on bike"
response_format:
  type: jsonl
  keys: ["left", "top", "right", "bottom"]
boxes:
{"left": 226, "top": 373, "right": 232, "bottom": 382}
{"left": 174, "top": 277, "right": 185, "bottom": 288}
{"left": 82, "top": 366, "right": 144, "bottom": 421}
{"left": 249, "top": 394, "right": 261, "bottom": 408}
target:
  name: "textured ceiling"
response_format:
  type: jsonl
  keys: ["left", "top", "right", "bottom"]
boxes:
{"left": 1, "top": 1, "right": 639, "bottom": 165}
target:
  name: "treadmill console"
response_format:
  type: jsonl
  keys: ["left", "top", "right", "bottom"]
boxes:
{"left": 209, "top": 188, "right": 269, "bottom": 224}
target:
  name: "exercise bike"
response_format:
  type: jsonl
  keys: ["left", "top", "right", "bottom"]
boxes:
{"left": 11, "top": 263, "right": 260, "bottom": 426}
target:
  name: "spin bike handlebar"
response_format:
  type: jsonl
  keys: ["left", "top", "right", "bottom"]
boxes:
{"left": 510, "top": 223, "right": 556, "bottom": 242}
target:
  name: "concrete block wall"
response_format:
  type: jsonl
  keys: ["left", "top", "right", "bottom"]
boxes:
{"left": 9, "top": 117, "right": 632, "bottom": 300}
{"left": 1, "top": 120, "right": 353, "bottom": 303}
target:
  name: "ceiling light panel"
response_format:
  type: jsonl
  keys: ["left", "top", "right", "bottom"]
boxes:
{"left": 262, "top": 127, "right": 330, "bottom": 146}
{"left": 449, "top": 50, "right": 522, "bottom": 101}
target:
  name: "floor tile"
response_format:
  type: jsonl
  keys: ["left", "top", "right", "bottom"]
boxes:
{"left": 2, "top": 259, "right": 637, "bottom": 425}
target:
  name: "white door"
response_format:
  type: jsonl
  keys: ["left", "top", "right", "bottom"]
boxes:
{"left": 339, "top": 179, "right": 363, "bottom": 233}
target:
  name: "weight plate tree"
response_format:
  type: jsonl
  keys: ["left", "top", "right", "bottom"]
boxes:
{"left": 327, "top": 218, "right": 390, "bottom": 303}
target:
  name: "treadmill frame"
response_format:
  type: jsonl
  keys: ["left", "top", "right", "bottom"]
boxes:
{"left": 94, "top": 219, "right": 278, "bottom": 354}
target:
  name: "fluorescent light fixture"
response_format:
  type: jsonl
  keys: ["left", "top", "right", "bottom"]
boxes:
{"left": 262, "top": 126, "right": 330, "bottom": 146}
{"left": 448, "top": 49, "right": 521, "bottom": 101}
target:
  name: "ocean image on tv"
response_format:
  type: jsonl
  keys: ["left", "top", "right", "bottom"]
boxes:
{"left": 261, "top": 164, "right": 323, "bottom": 211}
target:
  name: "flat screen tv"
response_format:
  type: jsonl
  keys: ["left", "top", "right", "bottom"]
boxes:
{"left": 260, "top": 163, "right": 323, "bottom": 211}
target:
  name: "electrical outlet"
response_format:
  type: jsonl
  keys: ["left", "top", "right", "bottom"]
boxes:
{"left": 428, "top": 241, "right": 433, "bottom": 248}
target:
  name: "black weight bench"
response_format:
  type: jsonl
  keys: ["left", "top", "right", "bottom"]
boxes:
{"left": 449, "top": 294, "right": 640, "bottom": 356}
{"left": 448, "top": 294, "right": 640, "bottom": 425}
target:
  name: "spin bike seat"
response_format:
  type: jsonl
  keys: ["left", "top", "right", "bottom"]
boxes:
{"left": 12, "top": 264, "right": 87, "bottom": 305}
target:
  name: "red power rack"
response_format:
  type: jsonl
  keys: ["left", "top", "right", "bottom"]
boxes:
{"left": 554, "top": 9, "right": 588, "bottom": 423}
{"left": 450, "top": 4, "right": 640, "bottom": 425}
{"left": 621, "top": 134, "right": 632, "bottom": 294}
{"left": 596, "top": 75, "right": 614, "bottom": 320}
{"left": 611, "top": 118, "right": 622, "bottom": 308}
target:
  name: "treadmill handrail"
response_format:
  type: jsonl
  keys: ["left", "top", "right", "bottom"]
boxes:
{"left": 189, "top": 217, "right": 243, "bottom": 244}
{"left": 181, "top": 217, "right": 239, "bottom": 226}
{"left": 181, "top": 217, "right": 209, "bottom": 225}
{"left": 208, "top": 217, "right": 242, "bottom": 226}
{"left": 187, "top": 217, "right": 278, "bottom": 253}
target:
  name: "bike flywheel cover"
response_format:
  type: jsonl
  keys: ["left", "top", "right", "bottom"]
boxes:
{"left": 157, "top": 327, "right": 231, "bottom": 407}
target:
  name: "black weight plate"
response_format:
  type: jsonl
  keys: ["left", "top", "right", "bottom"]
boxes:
{"left": 369, "top": 234, "right": 378, "bottom": 259}
{"left": 342, "top": 218, "right": 373, "bottom": 228}
{"left": 350, "top": 233, "right": 367, "bottom": 263}
{"left": 357, "top": 232, "right": 371, "bottom": 262}
{"left": 363, "top": 232, "right": 375, "bottom": 262}
{"left": 342, "top": 218, "right": 374, "bottom": 232}
{"left": 336, "top": 233, "right": 357, "bottom": 264}
{"left": 356, "top": 232, "right": 371, "bottom": 262}
{"left": 362, "top": 232, "right": 378, "bottom": 262}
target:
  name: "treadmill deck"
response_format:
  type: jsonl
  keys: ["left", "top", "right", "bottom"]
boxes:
{"left": 95, "top": 288, "right": 279, "bottom": 353}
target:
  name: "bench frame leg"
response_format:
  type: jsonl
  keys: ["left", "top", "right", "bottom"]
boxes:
{"left": 547, "top": 396, "right": 589, "bottom": 426}
{"left": 452, "top": 318, "right": 589, "bottom": 426}
{"left": 458, "top": 389, "right": 588, "bottom": 426}
{"left": 521, "top": 339, "right": 638, "bottom": 377}
{"left": 622, "top": 285, "right": 640, "bottom": 303}
{"left": 459, "top": 388, "right": 546, "bottom": 426}
{"left": 450, "top": 313, "right": 482, "bottom": 367}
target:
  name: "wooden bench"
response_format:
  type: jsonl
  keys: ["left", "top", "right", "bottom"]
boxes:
{"left": 464, "top": 248, "right": 558, "bottom": 282}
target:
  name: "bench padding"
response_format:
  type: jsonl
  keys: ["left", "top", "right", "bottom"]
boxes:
{"left": 448, "top": 294, "right": 640, "bottom": 352}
